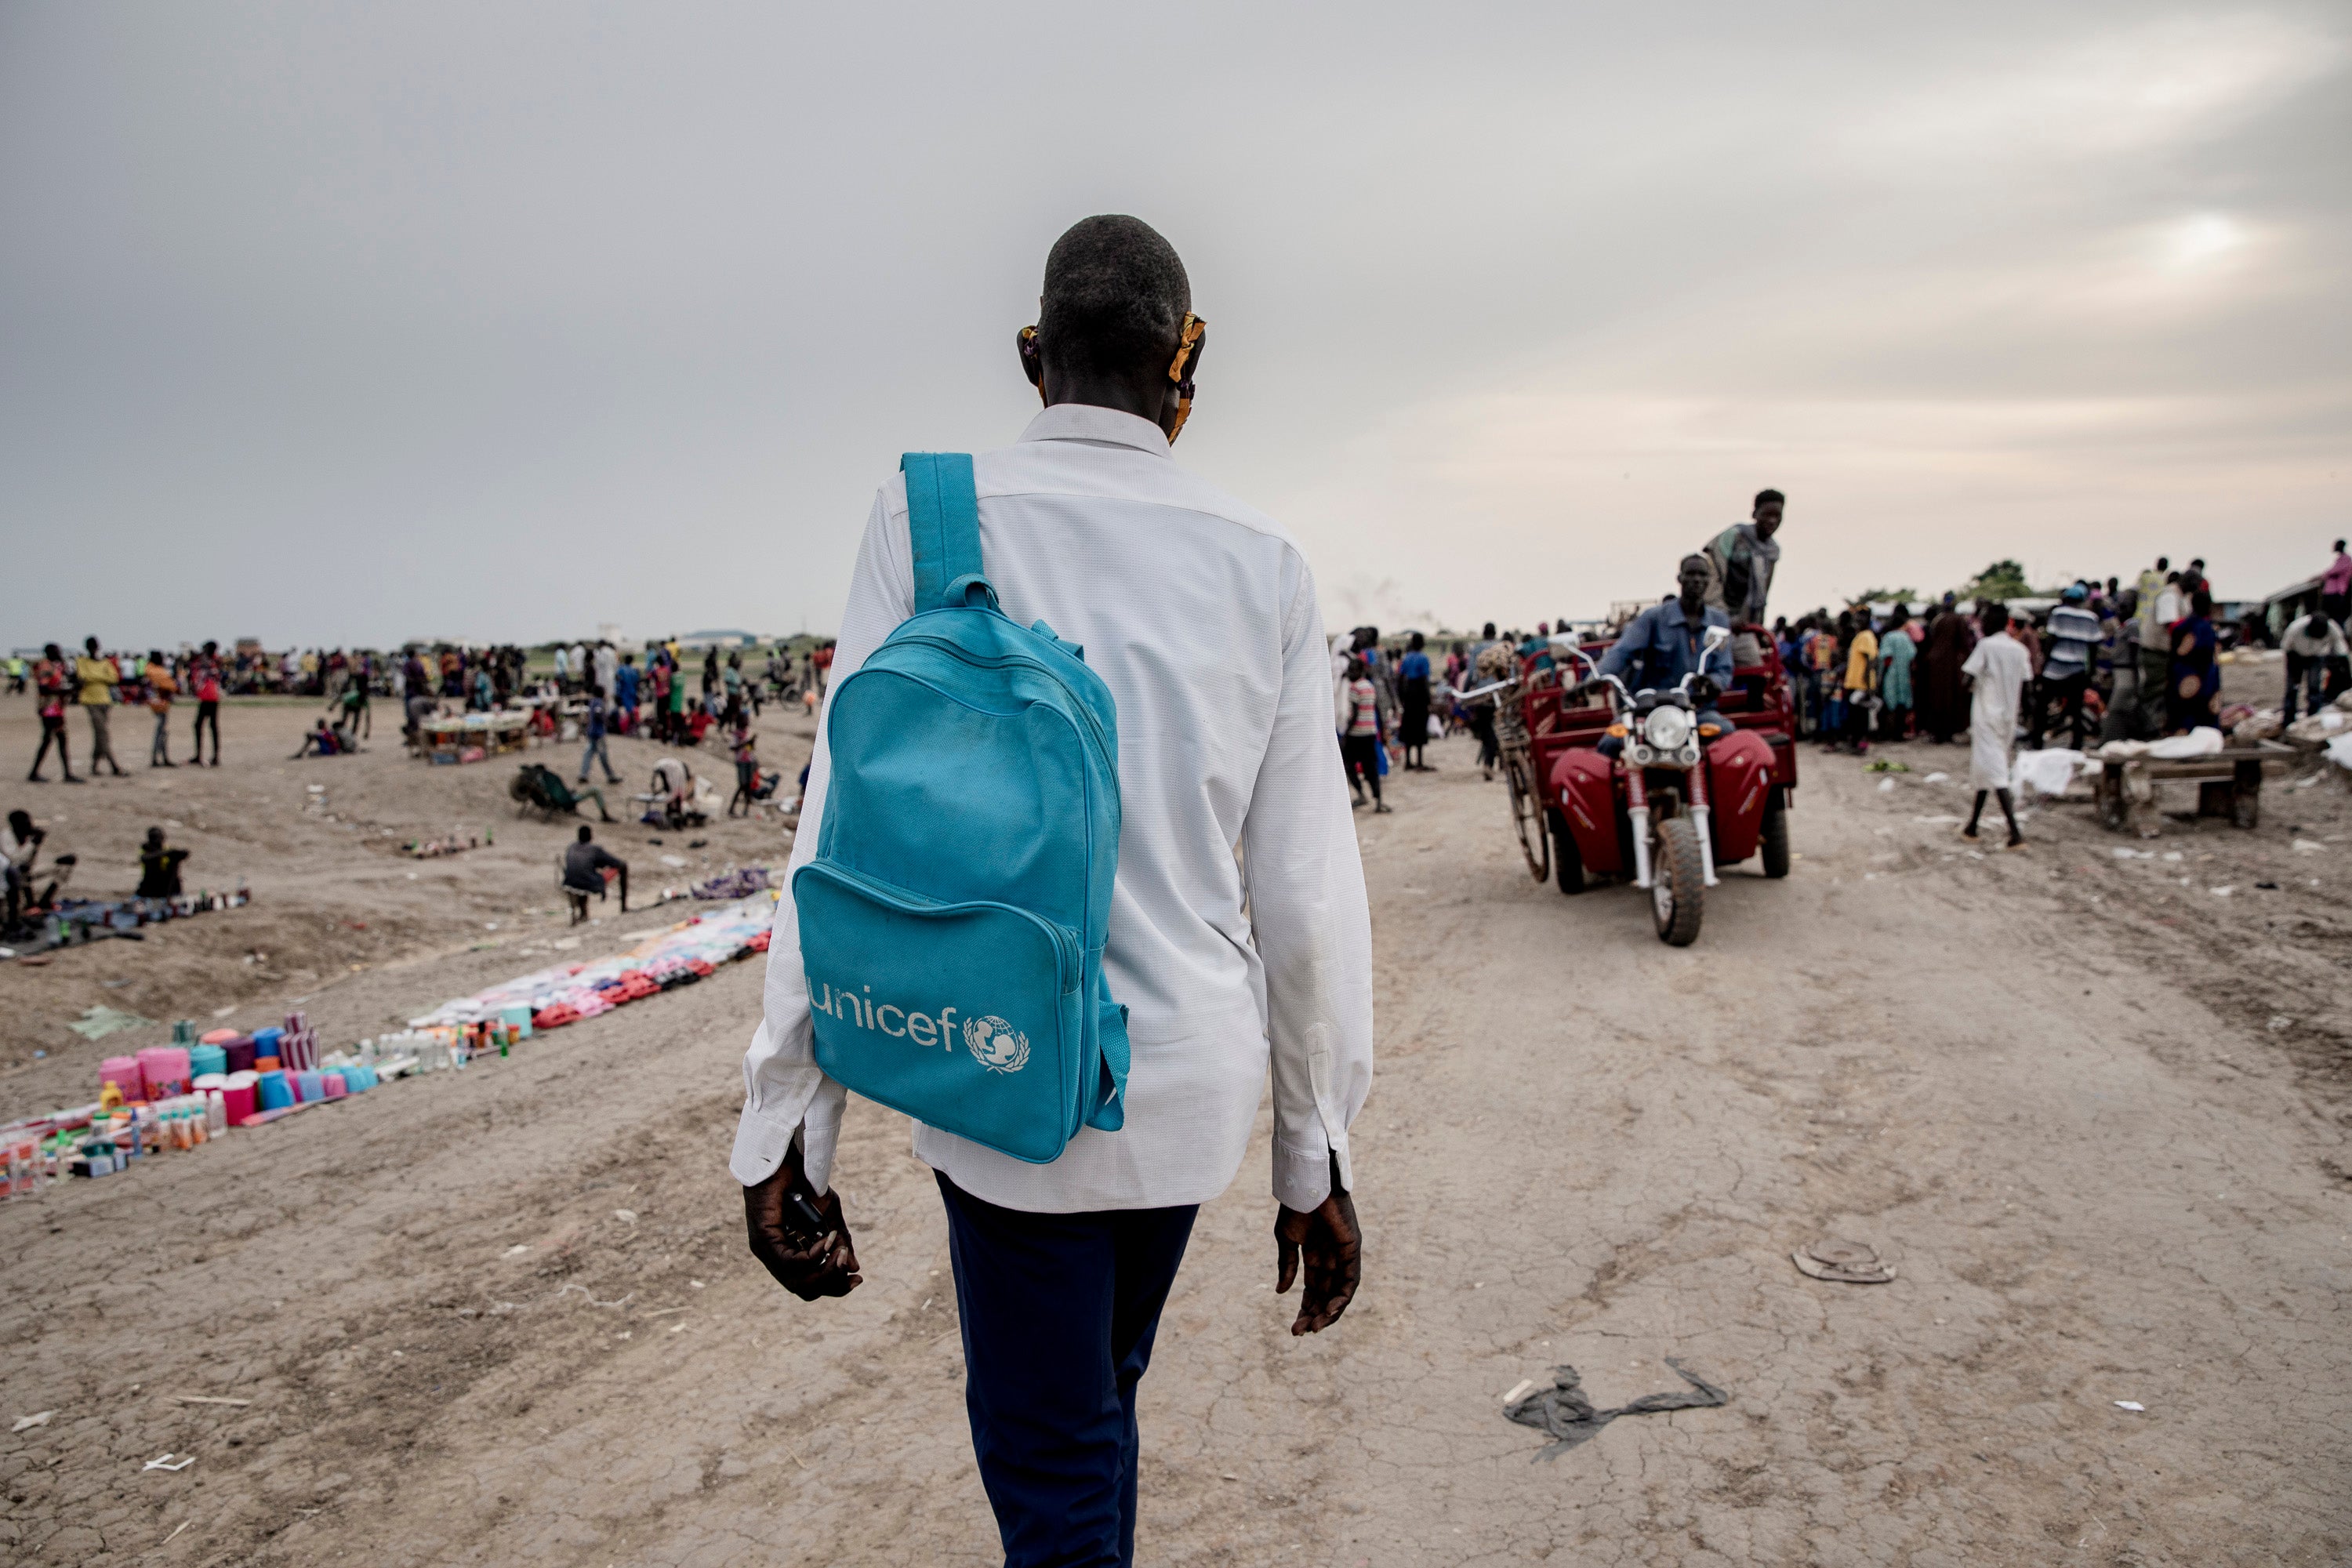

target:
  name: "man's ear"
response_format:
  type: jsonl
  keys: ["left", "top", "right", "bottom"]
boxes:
{"left": 1166, "top": 319, "right": 1204, "bottom": 412}
{"left": 1017, "top": 326, "right": 1044, "bottom": 396}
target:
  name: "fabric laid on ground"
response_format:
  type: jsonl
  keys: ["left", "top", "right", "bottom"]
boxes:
{"left": 408, "top": 892, "right": 777, "bottom": 1030}
{"left": 1504, "top": 1359, "right": 1730, "bottom": 1456}
{"left": 67, "top": 1007, "right": 154, "bottom": 1040}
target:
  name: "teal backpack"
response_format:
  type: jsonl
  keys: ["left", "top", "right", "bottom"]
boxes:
{"left": 793, "top": 452, "right": 1130, "bottom": 1163}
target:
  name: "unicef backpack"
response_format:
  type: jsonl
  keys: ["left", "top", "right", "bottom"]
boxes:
{"left": 793, "top": 452, "right": 1131, "bottom": 1163}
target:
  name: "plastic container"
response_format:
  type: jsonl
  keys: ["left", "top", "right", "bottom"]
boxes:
{"left": 220, "top": 1072, "right": 258, "bottom": 1124}
{"left": 189, "top": 1044, "right": 227, "bottom": 1080}
{"left": 257, "top": 1070, "right": 294, "bottom": 1112}
{"left": 319, "top": 1074, "right": 347, "bottom": 1100}
{"left": 294, "top": 1070, "right": 324, "bottom": 1103}
{"left": 100, "top": 1056, "right": 144, "bottom": 1104}
{"left": 223, "top": 1036, "right": 256, "bottom": 1074}
{"left": 199, "top": 1027, "right": 241, "bottom": 1046}
{"left": 137, "top": 1047, "right": 191, "bottom": 1101}
{"left": 251, "top": 1026, "right": 284, "bottom": 1060}
{"left": 253, "top": 1055, "right": 281, "bottom": 1074}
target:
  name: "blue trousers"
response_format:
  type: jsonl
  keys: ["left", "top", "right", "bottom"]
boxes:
{"left": 938, "top": 1174, "right": 1198, "bottom": 1567}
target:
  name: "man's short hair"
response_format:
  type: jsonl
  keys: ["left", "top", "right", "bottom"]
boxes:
{"left": 1039, "top": 216, "right": 1190, "bottom": 379}
{"left": 1754, "top": 488, "right": 1785, "bottom": 509}
{"left": 577, "top": 825, "right": 593, "bottom": 842}
{"left": 1680, "top": 553, "right": 1711, "bottom": 575}
{"left": 1982, "top": 602, "right": 2010, "bottom": 633}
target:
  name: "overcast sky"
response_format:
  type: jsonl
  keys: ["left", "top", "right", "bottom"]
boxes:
{"left": 3, "top": 2, "right": 2345, "bottom": 650}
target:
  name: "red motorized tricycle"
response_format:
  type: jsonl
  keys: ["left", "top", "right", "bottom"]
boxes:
{"left": 1512, "top": 625, "right": 1799, "bottom": 945}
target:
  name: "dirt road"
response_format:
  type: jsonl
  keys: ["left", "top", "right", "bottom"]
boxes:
{"left": 4, "top": 703, "right": 2349, "bottom": 1566}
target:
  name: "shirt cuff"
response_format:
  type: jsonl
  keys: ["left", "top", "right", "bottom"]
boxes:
{"left": 727, "top": 1090, "right": 847, "bottom": 1193}
{"left": 728, "top": 1105, "right": 799, "bottom": 1189}
{"left": 1273, "top": 1135, "right": 1345, "bottom": 1212}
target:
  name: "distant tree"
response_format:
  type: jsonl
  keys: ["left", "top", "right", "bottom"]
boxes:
{"left": 1965, "top": 560, "right": 2032, "bottom": 601}
{"left": 1849, "top": 586, "right": 1918, "bottom": 604}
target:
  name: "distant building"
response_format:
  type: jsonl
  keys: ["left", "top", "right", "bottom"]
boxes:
{"left": 677, "top": 628, "right": 762, "bottom": 650}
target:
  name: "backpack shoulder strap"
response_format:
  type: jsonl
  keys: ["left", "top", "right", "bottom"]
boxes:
{"left": 900, "top": 452, "right": 986, "bottom": 612}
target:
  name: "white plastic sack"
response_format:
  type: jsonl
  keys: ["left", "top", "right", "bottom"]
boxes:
{"left": 2013, "top": 748, "right": 2085, "bottom": 800}
{"left": 1428, "top": 716, "right": 1444, "bottom": 739}
{"left": 2286, "top": 710, "right": 2349, "bottom": 746}
{"left": 2147, "top": 727, "right": 2223, "bottom": 760}
{"left": 2327, "top": 732, "right": 2352, "bottom": 773}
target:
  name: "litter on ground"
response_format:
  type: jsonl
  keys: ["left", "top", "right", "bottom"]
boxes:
{"left": 1504, "top": 1359, "right": 1730, "bottom": 1455}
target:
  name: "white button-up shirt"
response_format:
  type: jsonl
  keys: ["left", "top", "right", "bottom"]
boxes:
{"left": 729, "top": 404, "right": 1374, "bottom": 1214}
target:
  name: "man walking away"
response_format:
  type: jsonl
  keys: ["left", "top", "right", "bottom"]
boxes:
{"left": 578, "top": 686, "right": 622, "bottom": 786}
{"left": 1962, "top": 604, "right": 2031, "bottom": 848}
{"left": 2031, "top": 585, "right": 2100, "bottom": 750}
{"left": 75, "top": 637, "right": 127, "bottom": 776}
{"left": 2281, "top": 608, "right": 2348, "bottom": 722}
{"left": 734, "top": 215, "right": 1370, "bottom": 1568}
{"left": 30, "top": 644, "right": 78, "bottom": 782}
{"left": 561, "top": 824, "right": 627, "bottom": 924}
{"left": 1465, "top": 621, "right": 1504, "bottom": 779}
{"left": 2321, "top": 538, "right": 2352, "bottom": 634}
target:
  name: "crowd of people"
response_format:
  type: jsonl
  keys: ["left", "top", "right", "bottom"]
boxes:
{"left": 13, "top": 633, "right": 842, "bottom": 784}
{"left": 1771, "top": 541, "right": 2352, "bottom": 759}
{"left": 20, "top": 638, "right": 230, "bottom": 781}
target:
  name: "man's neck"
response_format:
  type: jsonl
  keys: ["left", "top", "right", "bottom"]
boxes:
{"left": 1043, "top": 367, "right": 1172, "bottom": 437}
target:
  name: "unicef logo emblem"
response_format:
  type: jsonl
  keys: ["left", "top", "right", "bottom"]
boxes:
{"left": 964, "top": 1015, "right": 1030, "bottom": 1074}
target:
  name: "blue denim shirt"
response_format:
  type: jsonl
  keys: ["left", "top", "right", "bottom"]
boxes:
{"left": 1599, "top": 598, "right": 1733, "bottom": 695}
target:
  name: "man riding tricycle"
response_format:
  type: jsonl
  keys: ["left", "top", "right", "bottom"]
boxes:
{"left": 1525, "top": 554, "right": 1797, "bottom": 945}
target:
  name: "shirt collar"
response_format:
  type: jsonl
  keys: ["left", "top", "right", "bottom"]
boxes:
{"left": 1018, "top": 403, "right": 1171, "bottom": 456}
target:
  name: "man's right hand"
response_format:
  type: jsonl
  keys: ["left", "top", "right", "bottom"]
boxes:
{"left": 743, "top": 1141, "right": 862, "bottom": 1300}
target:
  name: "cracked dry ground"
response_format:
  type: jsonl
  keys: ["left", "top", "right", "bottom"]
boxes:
{"left": 4, "top": 727, "right": 2350, "bottom": 1566}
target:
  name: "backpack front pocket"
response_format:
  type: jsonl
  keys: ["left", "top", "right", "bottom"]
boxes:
{"left": 793, "top": 862, "right": 1080, "bottom": 1163}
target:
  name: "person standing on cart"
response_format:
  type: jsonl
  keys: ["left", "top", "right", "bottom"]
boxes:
{"left": 1700, "top": 488, "right": 1784, "bottom": 670}
{"left": 1594, "top": 555, "right": 1733, "bottom": 757}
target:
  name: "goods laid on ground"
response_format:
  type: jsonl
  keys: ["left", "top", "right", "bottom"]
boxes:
{"left": 689, "top": 866, "right": 771, "bottom": 900}
{"left": 0, "top": 894, "right": 778, "bottom": 1200}
{"left": 2089, "top": 731, "right": 2296, "bottom": 836}
{"left": 403, "top": 829, "right": 487, "bottom": 858}
{"left": 416, "top": 709, "right": 535, "bottom": 764}
{"left": 5, "top": 887, "right": 252, "bottom": 960}
{"left": 408, "top": 891, "right": 776, "bottom": 1032}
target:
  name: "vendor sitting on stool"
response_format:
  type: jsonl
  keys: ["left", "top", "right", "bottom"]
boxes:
{"left": 1593, "top": 554, "right": 1733, "bottom": 758}
{"left": 561, "top": 824, "right": 628, "bottom": 925}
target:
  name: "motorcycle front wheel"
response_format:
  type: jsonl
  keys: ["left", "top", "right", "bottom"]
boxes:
{"left": 1651, "top": 815, "right": 1705, "bottom": 946}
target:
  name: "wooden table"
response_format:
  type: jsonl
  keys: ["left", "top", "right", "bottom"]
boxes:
{"left": 2091, "top": 742, "right": 2295, "bottom": 836}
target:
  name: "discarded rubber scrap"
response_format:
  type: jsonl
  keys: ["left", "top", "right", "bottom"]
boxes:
{"left": 1791, "top": 1238, "right": 1896, "bottom": 1283}
{"left": 1503, "top": 1359, "right": 1729, "bottom": 1456}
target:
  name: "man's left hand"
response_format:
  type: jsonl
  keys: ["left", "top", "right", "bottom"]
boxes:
{"left": 1275, "top": 1177, "right": 1361, "bottom": 1336}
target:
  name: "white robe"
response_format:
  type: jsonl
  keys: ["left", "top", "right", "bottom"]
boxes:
{"left": 1961, "top": 632, "right": 2032, "bottom": 790}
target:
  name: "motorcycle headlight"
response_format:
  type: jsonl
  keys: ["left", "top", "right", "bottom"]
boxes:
{"left": 1643, "top": 706, "right": 1691, "bottom": 750}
